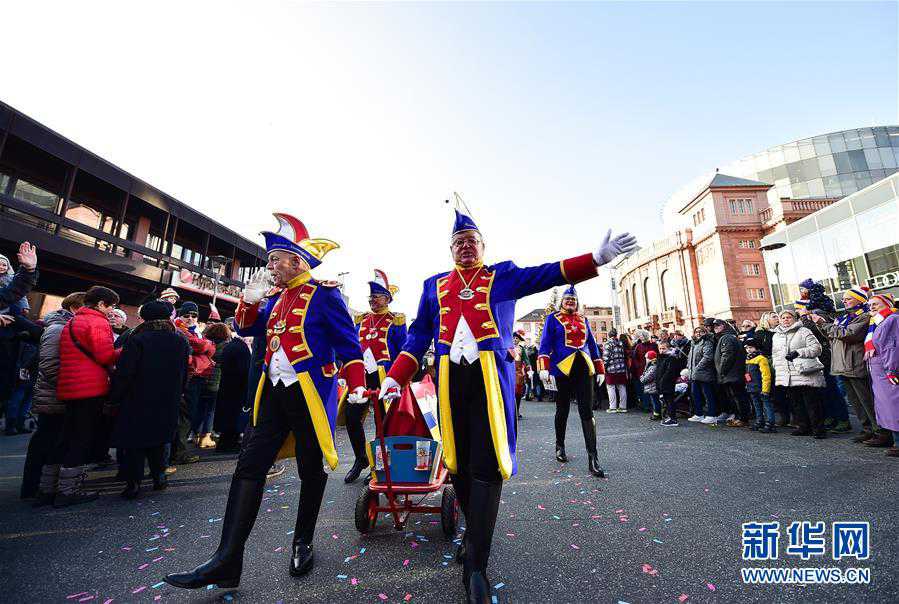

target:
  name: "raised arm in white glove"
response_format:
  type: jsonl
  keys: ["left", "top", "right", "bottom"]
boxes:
{"left": 242, "top": 268, "right": 271, "bottom": 304}
{"left": 347, "top": 386, "right": 369, "bottom": 405}
{"left": 379, "top": 376, "right": 402, "bottom": 402}
{"left": 539, "top": 369, "right": 549, "bottom": 382}
{"left": 593, "top": 229, "right": 638, "bottom": 266}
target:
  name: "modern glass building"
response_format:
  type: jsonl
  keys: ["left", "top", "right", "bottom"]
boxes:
{"left": 665, "top": 127, "right": 899, "bottom": 228}
{"left": 760, "top": 172, "right": 899, "bottom": 312}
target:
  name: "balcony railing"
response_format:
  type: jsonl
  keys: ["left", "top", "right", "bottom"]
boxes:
{"left": 0, "top": 192, "right": 248, "bottom": 288}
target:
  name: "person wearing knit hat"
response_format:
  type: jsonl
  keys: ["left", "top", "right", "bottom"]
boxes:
{"left": 811, "top": 285, "right": 888, "bottom": 444}
{"left": 863, "top": 292, "right": 899, "bottom": 456}
{"left": 639, "top": 349, "right": 661, "bottom": 420}
{"left": 108, "top": 307, "right": 132, "bottom": 349}
{"left": 140, "top": 301, "right": 174, "bottom": 321}
{"left": 159, "top": 287, "right": 180, "bottom": 306}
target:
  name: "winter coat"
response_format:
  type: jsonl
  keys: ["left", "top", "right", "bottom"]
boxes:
{"left": 866, "top": 313, "right": 899, "bottom": 432}
{"left": 714, "top": 329, "right": 745, "bottom": 385}
{"left": 631, "top": 341, "right": 658, "bottom": 379}
{"left": 112, "top": 326, "right": 133, "bottom": 349}
{"left": 32, "top": 309, "right": 73, "bottom": 415}
{"left": 801, "top": 315, "right": 832, "bottom": 371}
{"left": 639, "top": 362, "right": 658, "bottom": 394}
{"left": 771, "top": 321, "right": 825, "bottom": 388}
{"left": 180, "top": 325, "right": 215, "bottom": 377}
{"left": 109, "top": 320, "right": 191, "bottom": 448}
{"left": 745, "top": 354, "right": 772, "bottom": 395}
{"left": 818, "top": 310, "right": 869, "bottom": 378}
{"left": 687, "top": 335, "right": 716, "bottom": 383}
{"left": 0, "top": 266, "right": 37, "bottom": 311}
{"left": 602, "top": 338, "right": 628, "bottom": 375}
{"left": 57, "top": 306, "right": 119, "bottom": 400}
{"left": 655, "top": 351, "right": 686, "bottom": 394}
{"left": 205, "top": 338, "right": 228, "bottom": 393}
{"left": 753, "top": 328, "right": 775, "bottom": 357}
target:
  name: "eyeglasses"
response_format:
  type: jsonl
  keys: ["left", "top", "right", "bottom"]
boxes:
{"left": 451, "top": 236, "right": 482, "bottom": 249}
{"left": 183, "top": 312, "right": 198, "bottom": 318}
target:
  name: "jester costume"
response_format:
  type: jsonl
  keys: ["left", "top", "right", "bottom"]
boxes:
{"left": 165, "top": 214, "right": 364, "bottom": 589}
{"left": 385, "top": 210, "right": 603, "bottom": 601}
{"left": 342, "top": 269, "right": 407, "bottom": 483}
{"left": 537, "top": 285, "right": 605, "bottom": 475}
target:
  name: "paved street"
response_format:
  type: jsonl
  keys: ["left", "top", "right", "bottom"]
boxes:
{"left": 1, "top": 403, "right": 896, "bottom": 604}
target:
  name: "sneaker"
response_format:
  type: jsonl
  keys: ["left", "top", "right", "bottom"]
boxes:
{"left": 267, "top": 463, "right": 286, "bottom": 480}
{"left": 605, "top": 408, "right": 618, "bottom": 413}
{"left": 726, "top": 419, "right": 747, "bottom": 428}
{"left": 164, "top": 466, "right": 178, "bottom": 475}
{"left": 726, "top": 414, "right": 736, "bottom": 422}
{"left": 687, "top": 415, "right": 703, "bottom": 422}
{"left": 700, "top": 416, "right": 718, "bottom": 425}
{"left": 716, "top": 413, "right": 729, "bottom": 422}
{"left": 616, "top": 408, "right": 628, "bottom": 413}
{"left": 831, "top": 420, "right": 852, "bottom": 434}
{"left": 660, "top": 418, "right": 679, "bottom": 427}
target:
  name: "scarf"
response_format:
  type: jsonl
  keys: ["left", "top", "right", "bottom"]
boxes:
{"left": 836, "top": 304, "right": 867, "bottom": 329}
{"left": 864, "top": 307, "right": 895, "bottom": 354}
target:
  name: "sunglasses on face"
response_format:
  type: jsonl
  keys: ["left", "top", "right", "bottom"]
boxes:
{"left": 183, "top": 312, "right": 198, "bottom": 318}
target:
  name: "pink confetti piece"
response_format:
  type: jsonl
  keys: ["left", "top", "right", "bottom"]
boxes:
{"left": 274, "top": 546, "right": 283, "bottom": 553}
{"left": 506, "top": 533, "right": 515, "bottom": 538}
{"left": 67, "top": 593, "right": 89, "bottom": 600}
{"left": 404, "top": 595, "right": 412, "bottom": 602}
{"left": 131, "top": 586, "right": 147, "bottom": 594}
{"left": 410, "top": 542, "right": 418, "bottom": 549}
{"left": 351, "top": 577, "right": 359, "bottom": 586}
{"left": 615, "top": 509, "right": 624, "bottom": 513}
{"left": 537, "top": 504, "right": 545, "bottom": 510}
{"left": 570, "top": 544, "right": 580, "bottom": 550}
{"left": 641, "top": 564, "right": 659, "bottom": 576}
{"left": 678, "top": 595, "right": 689, "bottom": 603}
{"left": 378, "top": 594, "right": 388, "bottom": 601}
{"left": 703, "top": 488, "right": 709, "bottom": 493}
{"left": 138, "top": 564, "right": 149, "bottom": 570}
{"left": 78, "top": 597, "right": 95, "bottom": 602}
{"left": 332, "top": 534, "right": 339, "bottom": 539}
{"left": 403, "top": 559, "right": 410, "bottom": 566}
{"left": 707, "top": 583, "right": 716, "bottom": 591}
{"left": 638, "top": 527, "right": 647, "bottom": 532}
{"left": 102, "top": 600, "right": 113, "bottom": 604}
{"left": 152, "top": 556, "right": 164, "bottom": 562}
{"left": 154, "top": 597, "right": 162, "bottom": 602}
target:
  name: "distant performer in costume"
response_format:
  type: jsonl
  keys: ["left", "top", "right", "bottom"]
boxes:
{"left": 165, "top": 213, "right": 367, "bottom": 590}
{"left": 379, "top": 205, "right": 637, "bottom": 603}
{"left": 537, "top": 285, "right": 605, "bottom": 476}
{"left": 342, "top": 269, "right": 407, "bottom": 483}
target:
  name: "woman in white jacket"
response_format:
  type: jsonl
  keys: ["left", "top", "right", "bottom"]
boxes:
{"left": 771, "top": 309, "right": 826, "bottom": 438}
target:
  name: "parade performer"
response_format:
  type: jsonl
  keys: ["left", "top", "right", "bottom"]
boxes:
{"left": 536, "top": 285, "right": 605, "bottom": 476}
{"left": 164, "top": 213, "right": 367, "bottom": 589}
{"left": 342, "top": 269, "right": 407, "bottom": 483}
{"left": 378, "top": 207, "right": 637, "bottom": 603}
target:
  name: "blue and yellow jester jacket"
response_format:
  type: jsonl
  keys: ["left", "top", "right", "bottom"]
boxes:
{"left": 235, "top": 273, "right": 364, "bottom": 469}
{"left": 387, "top": 253, "right": 599, "bottom": 479}
{"left": 354, "top": 310, "right": 408, "bottom": 378}
{"left": 537, "top": 311, "right": 603, "bottom": 379}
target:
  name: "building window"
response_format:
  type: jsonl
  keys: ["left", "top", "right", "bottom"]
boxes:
{"left": 738, "top": 239, "right": 757, "bottom": 249}
{"left": 747, "top": 288, "right": 766, "bottom": 300}
{"left": 692, "top": 208, "right": 706, "bottom": 226}
{"left": 742, "top": 263, "right": 761, "bottom": 276}
{"left": 642, "top": 277, "right": 651, "bottom": 316}
{"left": 729, "top": 198, "right": 753, "bottom": 215}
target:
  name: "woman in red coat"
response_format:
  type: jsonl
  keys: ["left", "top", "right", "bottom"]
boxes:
{"left": 55, "top": 286, "right": 121, "bottom": 507}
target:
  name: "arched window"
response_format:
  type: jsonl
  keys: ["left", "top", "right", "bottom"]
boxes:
{"left": 660, "top": 270, "right": 669, "bottom": 309}
{"left": 642, "top": 277, "right": 651, "bottom": 316}
{"left": 631, "top": 283, "right": 639, "bottom": 318}
{"left": 624, "top": 289, "right": 631, "bottom": 321}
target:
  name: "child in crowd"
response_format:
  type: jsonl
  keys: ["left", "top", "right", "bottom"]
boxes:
{"left": 639, "top": 350, "right": 661, "bottom": 420}
{"left": 744, "top": 338, "right": 775, "bottom": 433}
{"left": 656, "top": 340, "right": 686, "bottom": 427}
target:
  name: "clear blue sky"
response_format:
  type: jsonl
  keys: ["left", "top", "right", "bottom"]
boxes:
{"left": 2, "top": 1, "right": 896, "bottom": 315}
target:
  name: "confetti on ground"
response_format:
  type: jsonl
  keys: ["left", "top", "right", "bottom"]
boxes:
{"left": 404, "top": 595, "right": 412, "bottom": 602}
{"left": 570, "top": 544, "right": 580, "bottom": 550}
{"left": 494, "top": 582, "right": 505, "bottom": 589}
{"left": 152, "top": 582, "right": 165, "bottom": 589}
{"left": 275, "top": 546, "right": 283, "bottom": 553}
{"left": 707, "top": 583, "right": 716, "bottom": 591}
{"left": 138, "top": 564, "right": 149, "bottom": 570}
{"left": 351, "top": 578, "right": 359, "bottom": 586}
{"left": 641, "top": 564, "right": 659, "bottom": 576}
{"left": 652, "top": 539, "right": 664, "bottom": 544}
{"left": 638, "top": 527, "right": 647, "bottom": 532}
{"left": 537, "top": 504, "right": 545, "bottom": 510}
{"left": 678, "top": 595, "right": 689, "bottom": 602}
{"left": 67, "top": 593, "right": 89, "bottom": 600}
{"left": 403, "top": 559, "right": 410, "bottom": 566}
{"left": 131, "top": 586, "right": 147, "bottom": 594}
{"left": 78, "top": 596, "right": 94, "bottom": 602}
{"left": 337, "top": 575, "right": 348, "bottom": 580}
{"left": 378, "top": 594, "right": 388, "bottom": 600}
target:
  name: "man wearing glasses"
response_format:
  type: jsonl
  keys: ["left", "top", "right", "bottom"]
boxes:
{"left": 342, "top": 269, "right": 407, "bottom": 483}
{"left": 378, "top": 208, "right": 637, "bottom": 603}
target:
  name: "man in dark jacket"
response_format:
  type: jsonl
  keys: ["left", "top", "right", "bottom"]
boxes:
{"left": 21, "top": 293, "right": 85, "bottom": 503}
{"left": 110, "top": 301, "right": 191, "bottom": 499}
{"left": 214, "top": 327, "right": 252, "bottom": 453}
{"left": 687, "top": 326, "right": 718, "bottom": 423}
{"left": 656, "top": 340, "right": 686, "bottom": 426}
{"left": 713, "top": 319, "right": 751, "bottom": 426}
{"left": 0, "top": 242, "right": 38, "bottom": 410}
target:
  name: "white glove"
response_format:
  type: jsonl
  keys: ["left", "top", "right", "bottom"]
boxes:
{"left": 596, "top": 373, "right": 605, "bottom": 386}
{"left": 337, "top": 378, "right": 347, "bottom": 389}
{"left": 593, "top": 229, "right": 638, "bottom": 266}
{"left": 379, "top": 376, "right": 402, "bottom": 402}
{"left": 242, "top": 268, "right": 271, "bottom": 305}
{"left": 539, "top": 369, "right": 549, "bottom": 382}
{"left": 347, "top": 386, "right": 369, "bottom": 405}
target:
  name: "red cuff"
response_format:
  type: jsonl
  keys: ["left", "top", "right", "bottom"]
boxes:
{"left": 560, "top": 253, "right": 598, "bottom": 284}
{"left": 235, "top": 300, "right": 260, "bottom": 329}
{"left": 536, "top": 355, "right": 549, "bottom": 372}
{"left": 593, "top": 359, "right": 604, "bottom": 374}
{"left": 387, "top": 351, "right": 419, "bottom": 386}
{"left": 343, "top": 360, "right": 365, "bottom": 391}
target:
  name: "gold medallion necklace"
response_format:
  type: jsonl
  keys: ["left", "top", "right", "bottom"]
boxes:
{"left": 454, "top": 266, "right": 483, "bottom": 301}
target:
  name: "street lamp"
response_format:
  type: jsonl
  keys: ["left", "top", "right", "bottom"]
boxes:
{"left": 760, "top": 242, "right": 786, "bottom": 311}
{"left": 209, "top": 254, "right": 231, "bottom": 306}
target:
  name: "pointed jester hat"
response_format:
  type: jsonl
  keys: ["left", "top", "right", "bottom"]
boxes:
{"left": 562, "top": 284, "right": 578, "bottom": 300}
{"left": 368, "top": 269, "right": 398, "bottom": 301}
{"left": 261, "top": 213, "right": 338, "bottom": 269}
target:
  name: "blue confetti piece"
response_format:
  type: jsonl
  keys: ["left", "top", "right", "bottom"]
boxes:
{"left": 152, "top": 582, "right": 165, "bottom": 589}
{"left": 146, "top": 547, "right": 159, "bottom": 552}
{"left": 492, "top": 596, "right": 498, "bottom": 604}
{"left": 337, "top": 575, "right": 348, "bottom": 580}
{"left": 224, "top": 595, "right": 234, "bottom": 602}
{"left": 443, "top": 554, "right": 453, "bottom": 559}
{"left": 287, "top": 530, "right": 294, "bottom": 535}
{"left": 664, "top": 518, "right": 672, "bottom": 522}
{"left": 494, "top": 583, "right": 505, "bottom": 589}
{"left": 207, "top": 584, "right": 215, "bottom": 590}
{"left": 653, "top": 539, "right": 664, "bottom": 544}
{"left": 359, "top": 548, "right": 366, "bottom": 554}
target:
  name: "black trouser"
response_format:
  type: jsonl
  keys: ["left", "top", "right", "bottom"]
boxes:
{"left": 554, "top": 355, "right": 594, "bottom": 447}
{"left": 21, "top": 412, "right": 65, "bottom": 497}
{"left": 721, "top": 382, "right": 752, "bottom": 421}
{"left": 788, "top": 386, "right": 824, "bottom": 434}
{"left": 233, "top": 380, "right": 327, "bottom": 545}
{"left": 91, "top": 413, "right": 115, "bottom": 463}
{"left": 448, "top": 358, "right": 503, "bottom": 576}
{"left": 170, "top": 391, "right": 193, "bottom": 460}
{"left": 60, "top": 397, "right": 104, "bottom": 468}
{"left": 661, "top": 391, "right": 678, "bottom": 420}
{"left": 345, "top": 372, "right": 384, "bottom": 463}
{"left": 121, "top": 446, "right": 165, "bottom": 482}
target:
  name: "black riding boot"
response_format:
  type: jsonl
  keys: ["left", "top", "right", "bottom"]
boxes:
{"left": 453, "top": 474, "right": 471, "bottom": 564}
{"left": 164, "top": 477, "right": 265, "bottom": 589}
{"left": 582, "top": 418, "right": 605, "bottom": 478}
{"left": 463, "top": 479, "right": 502, "bottom": 604}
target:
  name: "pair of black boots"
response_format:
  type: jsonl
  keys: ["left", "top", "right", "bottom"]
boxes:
{"left": 164, "top": 476, "right": 322, "bottom": 589}
{"left": 454, "top": 478, "right": 503, "bottom": 604}
{"left": 555, "top": 419, "right": 605, "bottom": 478}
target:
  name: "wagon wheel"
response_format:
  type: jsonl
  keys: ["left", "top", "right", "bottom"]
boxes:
{"left": 440, "top": 485, "right": 459, "bottom": 538}
{"left": 355, "top": 488, "right": 379, "bottom": 533}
